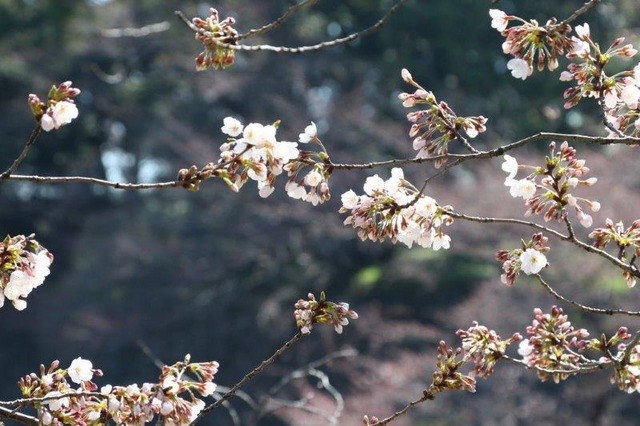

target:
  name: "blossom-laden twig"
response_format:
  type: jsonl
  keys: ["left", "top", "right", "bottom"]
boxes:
{"left": 501, "top": 140, "right": 600, "bottom": 228}
{"left": 363, "top": 341, "right": 476, "bottom": 426}
{"left": 399, "top": 69, "right": 486, "bottom": 168}
{"left": 176, "top": 0, "right": 409, "bottom": 71}
{"left": 589, "top": 218, "right": 640, "bottom": 288}
{"left": 339, "top": 167, "right": 453, "bottom": 250}
{"left": 518, "top": 306, "right": 592, "bottom": 383}
{"left": 1, "top": 81, "right": 80, "bottom": 179}
{"left": 0, "top": 234, "right": 52, "bottom": 311}
{"left": 496, "top": 233, "right": 550, "bottom": 286}
{"left": 12, "top": 355, "right": 219, "bottom": 425}
{"left": 179, "top": 117, "right": 333, "bottom": 206}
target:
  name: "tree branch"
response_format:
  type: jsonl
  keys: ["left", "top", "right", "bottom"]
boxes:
{"left": 175, "top": 0, "right": 409, "bottom": 54}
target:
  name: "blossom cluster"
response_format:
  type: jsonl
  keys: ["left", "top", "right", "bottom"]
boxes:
{"left": 294, "top": 292, "right": 358, "bottom": 335}
{"left": 490, "top": 9, "right": 573, "bottom": 79}
{"left": 589, "top": 218, "right": 640, "bottom": 287}
{"left": 28, "top": 81, "right": 80, "bottom": 132}
{"left": 177, "top": 118, "right": 332, "bottom": 204}
{"left": 192, "top": 8, "right": 238, "bottom": 70}
{"left": 610, "top": 335, "right": 640, "bottom": 394}
{"left": 502, "top": 141, "right": 600, "bottom": 227}
{"left": 19, "top": 355, "right": 219, "bottom": 425}
{"left": 457, "top": 322, "right": 522, "bottom": 378}
{"left": 558, "top": 23, "right": 640, "bottom": 137}
{"left": 518, "top": 306, "right": 591, "bottom": 383}
{"left": 399, "top": 69, "right": 487, "bottom": 167}
{"left": 340, "top": 168, "right": 453, "bottom": 249}
{"left": 495, "top": 233, "right": 549, "bottom": 286}
{"left": 0, "top": 234, "right": 53, "bottom": 310}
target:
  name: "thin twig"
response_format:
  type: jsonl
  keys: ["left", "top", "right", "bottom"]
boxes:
{"left": 191, "top": 332, "right": 304, "bottom": 425}
{"left": 1, "top": 125, "right": 41, "bottom": 178}
{"left": 560, "top": 0, "right": 601, "bottom": 26}
{"left": 256, "top": 349, "right": 357, "bottom": 423}
{"left": 502, "top": 354, "right": 606, "bottom": 375}
{"left": 236, "top": 0, "right": 319, "bottom": 41}
{"left": 535, "top": 275, "right": 640, "bottom": 316}
{"left": 100, "top": 21, "right": 170, "bottom": 38}
{"left": 329, "top": 131, "right": 640, "bottom": 170}
{"left": 0, "top": 406, "right": 38, "bottom": 425}
{"left": 175, "top": 0, "right": 409, "bottom": 54}
{"left": 4, "top": 175, "right": 181, "bottom": 189}
{"left": 372, "top": 387, "right": 436, "bottom": 426}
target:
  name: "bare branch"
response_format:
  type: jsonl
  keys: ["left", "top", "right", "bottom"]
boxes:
{"left": 3, "top": 174, "right": 181, "bottom": 190}
{"left": 100, "top": 21, "right": 170, "bottom": 38}
{"left": 1, "top": 125, "right": 41, "bottom": 178}
{"left": 175, "top": 0, "right": 409, "bottom": 54}
{"left": 236, "top": 0, "right": 319, "bottom": 41}
{"left": 560, "top": 0, "right": 602, "bottom": 26}
{"left": 0, "top": 406, "right": 38, "bottom": 425}
{"left": 191, "top": 332, "right": 304, "bottom": 424}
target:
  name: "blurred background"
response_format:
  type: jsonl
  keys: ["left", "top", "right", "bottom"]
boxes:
{"left": 1, "top": 0, "right": 640, "bottom": 424}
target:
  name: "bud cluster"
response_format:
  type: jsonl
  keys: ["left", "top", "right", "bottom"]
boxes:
{"left": 519, "top": 306, "right": 591, "bottom": 383}
{"left": 495, "top": 233, "right": 549, "bottom": 286}
{"left": 28, "top": 81, "right": 80, "bottom": 132}
{"left": 18, "top": 355, "right": 219, "bottom": 425}
{"left": 0, "top": 234, "right": 53, "bottom": 310}
{"left": 340, "top": 168, "right": 453, "bottom": 249}
{"left": 431, "top": 341, "right": 476, "bottom": 393}
{"left": 294, "top": 292, "right": 358, "bottom": 335}
{"left": 588, "top": 218, "right": 640, "bottom": 287}
{"left": 192, "top": 8, "right": 238, "bottom": 70}
{"left": 560, "top": 23, "right": 639, "bottom": 127}
{"left": 399, "top": 69, "right": 487, "bottom": 168}
{"left": 502, "top": 141, "right": 600, "bottom": 227}
{"left": 457, "top": 322, "right": 522, "bottom": 378}
{"left": 490, "top": 9, "right": 573, "bottom": 79}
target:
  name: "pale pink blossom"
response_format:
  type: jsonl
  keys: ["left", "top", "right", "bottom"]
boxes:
{"left": 489, "top": 9, "right": 509, "bottom": 32}
{"left": 507, "top": 58, "right": 532, "bottom": 80}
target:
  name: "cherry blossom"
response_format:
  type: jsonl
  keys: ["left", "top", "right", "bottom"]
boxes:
{"left": 298, "top": 122, "right": 317, "bottom": 143}
{"left": 507, "top": 58, "right": 532, "bottom": 80}
{"left": 68, "top": 357, "right": 94, "bottom": 384}
{"left": 519, "top": 248, "right": 547, "bottom": 275}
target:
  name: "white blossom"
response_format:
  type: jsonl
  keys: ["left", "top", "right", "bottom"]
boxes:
{"left": 221, "top": 117, "right": 243, "bottom": 137}
{"left": 298, "top": 122, "right": 317, "bottom": 143}
{"left": 341, "top": 190, "right": 359, "bottom": 210}
{"left": 68, "top": 357, "right": 93, "bottom": 384}
{"left": 519, "top": 248, "right": 547, "bottom": 275}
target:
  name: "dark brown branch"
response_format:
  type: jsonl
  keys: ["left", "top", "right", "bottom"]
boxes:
{"left": 1, "top": 125, "right": 41, "bottom": 179}
{"left": 191, "top": 332, "right": 304, "bottom": 425}
{"left": 175, "top": 0, "right": 409, "bottom": 54}
{"left": 535, "top": 275, "right": 640, "bottom": 316}
{"left": 0, "top": 406, "right": 38, "bottom": 425}
{"left": 236, "top": 0, "right": 319, "bottom": 41}
{"left": 561, "top": 0, "right": 601, "bottom": 26}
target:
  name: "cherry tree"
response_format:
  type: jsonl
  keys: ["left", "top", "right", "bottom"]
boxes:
{"left": 2, "top": 0, "right": 640, "bottom": 424}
